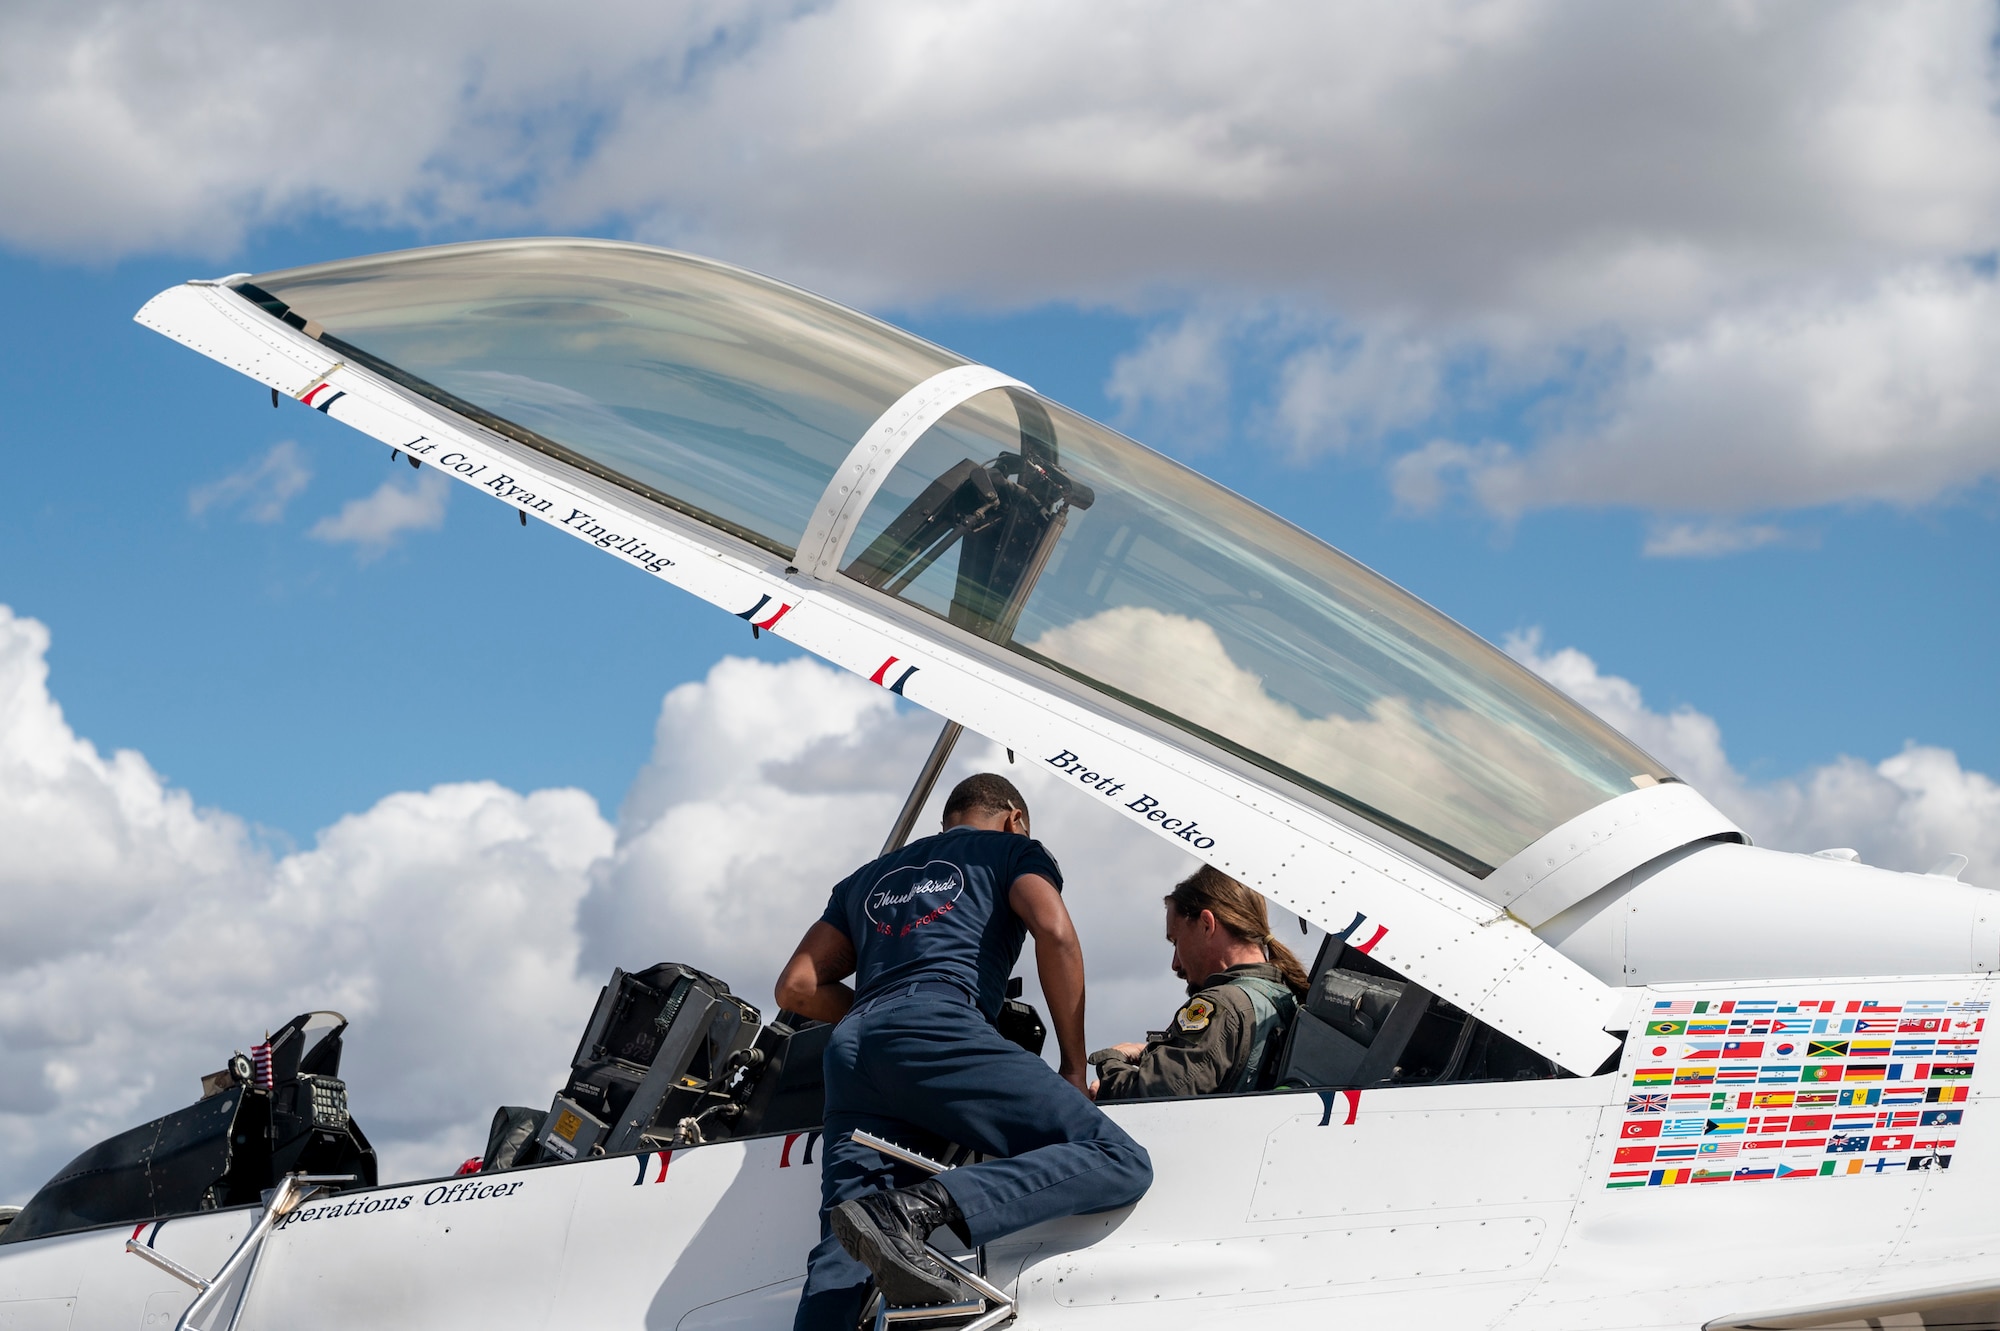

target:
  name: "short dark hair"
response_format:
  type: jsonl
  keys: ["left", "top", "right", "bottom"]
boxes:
{"left": 943, "top": 773, "right": 1028, "bottom": 824}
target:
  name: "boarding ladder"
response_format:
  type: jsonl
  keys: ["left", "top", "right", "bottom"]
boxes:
{"left": 125, "top": 1172, "right": 354, "bottom": 1331}
{"left": 851, "top": 1131, "right": 1017, "bottom": 1331}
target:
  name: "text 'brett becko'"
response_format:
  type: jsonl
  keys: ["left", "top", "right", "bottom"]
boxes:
{"left": 1045, "top": 749, "right": 1217, "bottom": 851}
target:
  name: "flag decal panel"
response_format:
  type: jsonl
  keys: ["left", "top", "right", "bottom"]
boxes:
{"left": 1607, "top": 992, "right": 1986, "bottom": 1188}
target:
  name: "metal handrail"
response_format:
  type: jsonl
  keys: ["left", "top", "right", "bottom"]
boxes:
{"left": 881, "top": 722, "right": 964, "bottom": 856}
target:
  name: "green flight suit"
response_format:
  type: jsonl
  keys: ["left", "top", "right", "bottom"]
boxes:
{"left": 1093, "top": 962, "right": 1300, "bottom": 1100}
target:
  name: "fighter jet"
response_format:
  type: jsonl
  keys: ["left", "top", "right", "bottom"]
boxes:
{"left": 0, "top": 238, "right": 1993, "bottom": 1331}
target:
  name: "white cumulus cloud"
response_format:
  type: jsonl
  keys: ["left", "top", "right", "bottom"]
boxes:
{"left": 3, "top": 2, "right": 1996, "bottom": 317}
{"left": 0, "top": 604, "right": 611, "bottom": 1198}
{"left": 1411, "top": 265, "right": 2000, "bottom": 521}
{"left": 1510, "top": 630, "right": 2000, "bottom": 886}
{"left": 1269, "top": 328, "right": 1442, "bottom": 460}
{"left": 187, "top": 440, "right": 312, "bottom": 524}
{"left": 309, "top": 469, "right": 451, "bottom": 558}
{"left": 1105, "top": 314, "right": 1234, "bottom": 452}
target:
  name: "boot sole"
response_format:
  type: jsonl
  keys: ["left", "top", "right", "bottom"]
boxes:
{"left": 830, "top": 1201, "right": 968, "bottom": 1308}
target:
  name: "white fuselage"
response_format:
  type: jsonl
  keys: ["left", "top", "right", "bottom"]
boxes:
{"left": 1542, "top": 841, "right": 1997, "bottom": 985}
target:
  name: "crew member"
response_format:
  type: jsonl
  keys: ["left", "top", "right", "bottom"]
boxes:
{"left": 1092, "top": 866, "right": 1308, "bottom": 1100}
{"left": 777, "top": 773, "right": 1153, "bottom": 1331}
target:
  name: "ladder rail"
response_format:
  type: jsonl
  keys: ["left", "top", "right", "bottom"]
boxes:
{"left": 850, "top": 1130, "right": 948, "bottom": 1175}
{"left": 124, "top": 1241, "right": 208, "bottom": 1291}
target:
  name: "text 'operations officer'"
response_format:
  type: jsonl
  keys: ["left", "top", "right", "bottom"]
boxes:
{"left": 775, "top": 773, "right": 1154, "bottom": 1330}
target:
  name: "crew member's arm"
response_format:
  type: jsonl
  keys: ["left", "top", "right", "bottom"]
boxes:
{"left": 1094, "top": 987, "right": 1251, "bottom": 1100}
{"left": 1010, "top": 872, "right": 1088, "bottom": 1093}
{"left": 774, "top": 922, "right": 859, "bottom": 1024}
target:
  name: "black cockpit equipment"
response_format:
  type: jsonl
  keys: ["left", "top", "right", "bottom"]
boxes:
{"left": 0, "top": 1011, "right": 376, "bottom": 1245}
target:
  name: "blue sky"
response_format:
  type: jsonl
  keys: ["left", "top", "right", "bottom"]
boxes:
{"left": 4, "top": 1, "right": 2000, "bottom": 1198}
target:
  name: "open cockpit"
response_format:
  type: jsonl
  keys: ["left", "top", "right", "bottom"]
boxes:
{"left": 469, "top": 910, "right": 1575, "bottom": 1176}
{"left": 475, "top": 907, "right": 1573, "bottom": 1175}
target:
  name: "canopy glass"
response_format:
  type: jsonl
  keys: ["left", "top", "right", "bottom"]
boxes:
{"left": 243, "top": 239, "right": 1668, "bottom": 877}
{"left": 239, "top": 240, "right": 959, "bottom": 554}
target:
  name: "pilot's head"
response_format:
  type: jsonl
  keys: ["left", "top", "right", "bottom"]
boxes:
{"left": 1164, "top": 865, "right": 1310, "bottom": 994}
{"left": 942, "top": 772, "right": 1031, "bottom": 837}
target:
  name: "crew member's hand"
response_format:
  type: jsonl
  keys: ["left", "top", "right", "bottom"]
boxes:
{"left": 1108, "top": 1042, "right": 1145, "bottom": 1060}
{"left": 1086, "top": 1080, "right": 1100, "bottom": 1101}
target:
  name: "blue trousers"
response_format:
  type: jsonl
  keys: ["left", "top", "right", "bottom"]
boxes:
{"left": 792, "top": 991, "right": 1154, "bottom": 1331}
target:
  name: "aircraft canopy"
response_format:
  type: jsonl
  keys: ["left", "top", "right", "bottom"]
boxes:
{"left": 239, "top": 239, "right": 1667, "bottom": 877}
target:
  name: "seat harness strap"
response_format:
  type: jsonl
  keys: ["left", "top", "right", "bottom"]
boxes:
{"left": 1223, "top": 974, "right": 1300, "bottom": 1093}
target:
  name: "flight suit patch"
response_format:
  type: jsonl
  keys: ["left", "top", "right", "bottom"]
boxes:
{"left": 1176, "top": 997, "right": 1214, "bottom": 1032}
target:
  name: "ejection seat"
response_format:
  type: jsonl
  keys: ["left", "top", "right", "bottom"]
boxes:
{"left": 483, "top": 963, "right": 828, "bottom": 1171}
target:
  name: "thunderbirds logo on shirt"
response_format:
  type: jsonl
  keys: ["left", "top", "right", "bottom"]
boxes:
{"left": 866, "top": 861, "right": 966, "bottom": 937}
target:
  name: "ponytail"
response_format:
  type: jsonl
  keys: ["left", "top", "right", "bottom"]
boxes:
{"left": 1260, "top": 932, "right": 1311, "bottom": 997}
{"left": 1165, "top": 865, "right": 1311, "bottom": 996}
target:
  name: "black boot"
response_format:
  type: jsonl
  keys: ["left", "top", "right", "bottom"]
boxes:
{"left": 830, "top": 1179, "right": 972, "bottom": 1307}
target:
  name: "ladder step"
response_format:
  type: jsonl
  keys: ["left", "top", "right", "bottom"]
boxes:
{"left": 850, "top": 1134, "right": 1016, "bottom": 1331}
{"left": 883, "top": 1299, "right": 988, "bottom": 1322}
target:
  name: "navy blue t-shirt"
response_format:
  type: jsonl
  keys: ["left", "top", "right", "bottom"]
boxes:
{"left": 820, "top": 826, "right": 1063, "bottom": 1019}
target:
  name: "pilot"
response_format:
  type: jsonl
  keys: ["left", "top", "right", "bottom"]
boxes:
{"left": 1091, "top": 866, "right": 1308, "bottom": 1100}
{"left": 776, "top": 773, "right": 1153, "bottom": 1331}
